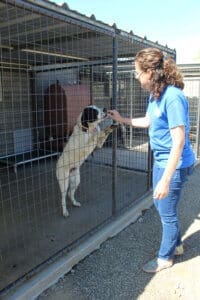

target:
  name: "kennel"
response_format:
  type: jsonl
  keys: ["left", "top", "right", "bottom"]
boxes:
{"left": 0, "top": 0, "right": 179, "bottom": 296}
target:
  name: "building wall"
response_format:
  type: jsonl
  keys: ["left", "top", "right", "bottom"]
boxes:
{"left": 0, "top": 69, "right": 31, "bottom": 156}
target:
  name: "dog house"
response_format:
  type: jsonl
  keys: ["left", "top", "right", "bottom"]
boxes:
{"left": 44, "top": 81, "right": 91, "bottom": 151}
{"left": 0, "top": 0, "right": 180, "bottom": 297}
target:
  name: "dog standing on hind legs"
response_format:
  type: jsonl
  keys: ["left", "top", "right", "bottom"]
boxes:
{"left": 56, "top": 105, "right": 116, "bottom": 217}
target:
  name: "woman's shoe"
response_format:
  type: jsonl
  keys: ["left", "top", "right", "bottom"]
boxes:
{"left": 142, "top": 257, "right": 173, "bottom": 273}
{"left": 174, "top": 244, "right": 184, "bottom": 256}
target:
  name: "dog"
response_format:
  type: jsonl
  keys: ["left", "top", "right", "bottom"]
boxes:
{"left": 56, "top": 105, "right": 116, "bottom": 217}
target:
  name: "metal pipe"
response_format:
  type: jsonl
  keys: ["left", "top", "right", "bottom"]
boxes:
{"left": 111, "top": 34, "right": 118, "bottom": 216}
{"left": 129, "top": 71, "right": 133, "bottom": 148}
{"left": 195, "top": 81, "right": 200, "bottom": 158}
{"left": 89, "top": 65, "right": 93, "bottom": 105}
{"left": 147, "top": 143, "right": 153, "bottom": 189}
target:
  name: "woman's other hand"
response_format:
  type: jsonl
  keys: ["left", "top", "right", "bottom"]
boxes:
{"left": 153, "top": 180, "right": 170, "bottom": 200}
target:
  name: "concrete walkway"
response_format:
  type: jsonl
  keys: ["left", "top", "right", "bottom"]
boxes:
{"left": 38, "top": 163, "right": 200, "bottom": 300}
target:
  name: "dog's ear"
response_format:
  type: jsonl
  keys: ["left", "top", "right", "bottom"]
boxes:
{"left": 81, "top": 107, "right": 98, "bottom": 129}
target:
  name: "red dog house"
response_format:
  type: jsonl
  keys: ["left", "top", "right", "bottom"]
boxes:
{"left": 44, "top": 82, "right": 91, "bottom": 151}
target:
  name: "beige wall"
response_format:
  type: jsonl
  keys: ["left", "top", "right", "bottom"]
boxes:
{"left": 0, "top": 69, "right": 32, "bottom": 156}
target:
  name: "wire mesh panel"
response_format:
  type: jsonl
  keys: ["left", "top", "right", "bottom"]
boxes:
{"left": 0, "top": 0, "right": 113, "bottom": 291}
{"left": 113, "top": 36, "right": 150, "bottom": 212}
{"left": 183, "top": 78, "right": 200, "bottom": 158}
{"left": 0, "top": 0, "right": 176, "bottom": 293}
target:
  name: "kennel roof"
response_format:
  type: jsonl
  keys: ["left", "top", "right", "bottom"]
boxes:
{"left": 0, "top": 0, "right": 176, "bottom": 68}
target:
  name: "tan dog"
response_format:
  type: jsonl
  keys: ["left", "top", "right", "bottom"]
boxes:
{"left": 56, "top": 105, "right": 115, "bottom": 217}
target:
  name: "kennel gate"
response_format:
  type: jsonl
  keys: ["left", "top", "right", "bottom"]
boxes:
{"left": 0, "top": 0, "right": 176, "bottom": 295}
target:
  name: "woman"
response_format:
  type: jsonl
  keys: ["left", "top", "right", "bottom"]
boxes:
{"left": 107, "top": 47, "right": 195, "bottom": 273}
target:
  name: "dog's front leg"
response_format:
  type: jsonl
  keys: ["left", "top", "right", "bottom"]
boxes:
{"left": 96, "top": 133, "right": 109, "bottom": 148}
{"left": 68, "top": 168, "right": 81, "bottom": 207}
{"left": 96, "top": 125, "right": 117, "bottom": 148}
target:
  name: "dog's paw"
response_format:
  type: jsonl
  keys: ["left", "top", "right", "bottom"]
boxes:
{"left": 104, "top": 123, "right": 118, "bottom": 134}
{"left": 110, "top": 123, "right": 119, "bottom": 130}
{"left": 72, "top": 200, "right": 81, "bottom": 207}
{"left": 63, "top": 210, "right": 69, "bottom": 218}
{"left": 104, "top": 128, "right": 112, "bottom": 134}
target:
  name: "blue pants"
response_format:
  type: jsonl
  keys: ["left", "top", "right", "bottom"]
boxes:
{"left": 153, "top": 164, "right": 194, "bottom": 260}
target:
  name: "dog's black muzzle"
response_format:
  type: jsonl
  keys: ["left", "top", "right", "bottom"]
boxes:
{"left": 103, "top": 107, "right": 108, "bottom": 118}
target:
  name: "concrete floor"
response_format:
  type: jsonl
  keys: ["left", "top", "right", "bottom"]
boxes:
{"left": 37, "top": 163, "right": 200, "bottom": 300}
{"left": 0, "top": 147, "right": 149, "bottom": 292}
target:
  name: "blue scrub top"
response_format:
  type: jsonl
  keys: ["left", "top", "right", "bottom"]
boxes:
{"left": 147, "top": 85, "right": 195, "bottom": 168}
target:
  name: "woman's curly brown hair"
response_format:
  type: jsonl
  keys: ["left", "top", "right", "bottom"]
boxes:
{"left": 135, "top": 48, "right": 184, "bottom": 99}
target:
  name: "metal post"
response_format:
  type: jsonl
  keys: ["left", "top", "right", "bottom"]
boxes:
{"left": 195, "top": 81, "right": 200, "bottom": 158}
{"left": 129, "top": 71, "right": 133, "bottom": 148}
{"left": 111, "top": 34, "right": 118, "bottom": 216}
{"left": 147, "top": 143, "right": 153, "bottom": 189}
{"left": 89, "top": 65, "right": 93, "bottom": 105}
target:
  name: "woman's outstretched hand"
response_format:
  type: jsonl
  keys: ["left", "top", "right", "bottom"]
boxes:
{"left": 107, "top": 110, "right": 123, "bottom": 123}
